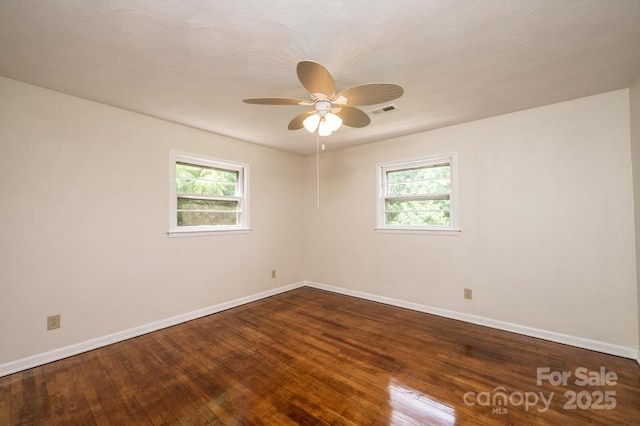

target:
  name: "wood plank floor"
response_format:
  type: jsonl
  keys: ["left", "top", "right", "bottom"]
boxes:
{"left": 1, "top": 287, "right": 639, "bottom": 425}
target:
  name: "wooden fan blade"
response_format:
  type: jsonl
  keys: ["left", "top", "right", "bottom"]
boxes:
{"left": 334, "top": 84, "right": 404, "bottom": 106}
{"left": 243, "top": 97, "right": 311, "bottom": 105}
{"left": 297, "top": 61, "right": 335, "bottom": 98}
{"left": 336, "top": 106, "right": 371, "bottom": 128}
{"left": 288, "top": 110, "right": 315, "bottom": 130}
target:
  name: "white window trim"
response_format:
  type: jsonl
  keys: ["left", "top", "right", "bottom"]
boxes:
{"left": 376, "top": 153, "right": 461, "bottom": 234}
{"left": 168, "top": 150, "right": 250, "bottom": 236}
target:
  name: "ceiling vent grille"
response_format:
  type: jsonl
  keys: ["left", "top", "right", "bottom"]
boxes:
{"left": 370, "top": 104, "right": 399, "bottom": 115}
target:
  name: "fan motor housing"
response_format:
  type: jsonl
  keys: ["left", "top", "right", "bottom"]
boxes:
{"left": 315, "top": 100, "right": 332, "bottom": 116}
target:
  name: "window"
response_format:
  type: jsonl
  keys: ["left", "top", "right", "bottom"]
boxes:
{"left": 377, "top": 153, "right": 459, "bottom": 233}
{"left": 169, "top": 151, "right": 249, "bottom": 234}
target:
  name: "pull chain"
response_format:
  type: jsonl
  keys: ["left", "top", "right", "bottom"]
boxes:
{"left": 316, "top": 133, "right": 320, "bottom": 208}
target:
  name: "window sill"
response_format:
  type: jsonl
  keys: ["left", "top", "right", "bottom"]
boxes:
{"left": 375, "top": 227, "right": 461, "bottom": 236}
{"left": 167, "top": 228, "right": 252, "bottom": 238}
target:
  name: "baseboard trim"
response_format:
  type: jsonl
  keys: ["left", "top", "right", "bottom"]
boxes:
{"left": 3, "top": 281, "right": 637, "bottom": 377}
{"left": 304, "top": 281, "right": 639, "bottom": 361}
{"left": 0, "top": 282, "right": 306, "bottom": 378}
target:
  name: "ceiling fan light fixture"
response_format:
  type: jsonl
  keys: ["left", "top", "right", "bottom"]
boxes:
{"left": 318, "top": 118, "right": 333, "bottom": 136}
{"left": 303, "top": 113, "right": 321, "bottom": 132}
{"left": 325, "top": 112, "right": 342, "bottom": 132}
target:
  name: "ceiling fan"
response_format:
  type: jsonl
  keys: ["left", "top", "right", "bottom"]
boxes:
{"left": 243, "top": 61, "right": 404, "bottom": 136}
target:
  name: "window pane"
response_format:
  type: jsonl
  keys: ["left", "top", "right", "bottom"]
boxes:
{"left": 387, "top": 179, "right": 450, "bottom": 196}
{"left": 177, "top": 198, "right": 238, "bottom": 212}
{"left": 176, "top": 163, "right": 238, "bottom": 196}
{"left": 171, "top": 153, "right": 249, "bottom": 232}
{"left": 385, "top": 199, "right": 450, "bottom": 212}
{"left": 176, "top": 179, "right": 237, "bottom": 196}
{"left": 177, "top": 198, "right": 239, "bottom": 227}
{"left": 386, "top": 164, "right": 450, "bottom": 184}
{"left": 379, "top": 156, "right": 456, "bottom": 230}
{"left": 177, "top": 211, "right": 239, "bottom": 226}
{"left": 385, "top": 209, "right": 450, "bottom": 226}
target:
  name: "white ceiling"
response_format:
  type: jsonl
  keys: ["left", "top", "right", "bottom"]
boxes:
{"left": 1, "top": 1, "right": 640, "bottom": 156}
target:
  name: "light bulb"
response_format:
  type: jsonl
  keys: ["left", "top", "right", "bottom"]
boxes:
{"left": 318, "top": 118, "right": 332, "bottom": 136}
{"left": 325, "top": 113, "right": 342, "bottom": 131}
{"left": 303, "top": 113, "right": 320, "bottom": 133}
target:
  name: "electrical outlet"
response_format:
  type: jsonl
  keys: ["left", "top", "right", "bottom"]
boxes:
{"left": 464, "top": 288, "right": 472, "bottom": 300}
{"left": 47, "top": 314, "right": 61, "bottom": 330}
{"left": 271, "top": 270, "right": 276, "bottom": 279}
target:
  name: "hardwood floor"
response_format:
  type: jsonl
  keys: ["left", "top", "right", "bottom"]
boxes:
{"left": 1, "top": 287, "right": 639, "bottom": 425}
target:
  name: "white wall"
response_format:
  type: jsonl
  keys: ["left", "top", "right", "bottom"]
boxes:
{"left": 303, "top": 90, "right": 638, "bottom": 349}
{"left": 0, "top": 77, "right": 305, "bottom": 364}
{"left": 630, "top": 73, "right": 640, "bottom": 356}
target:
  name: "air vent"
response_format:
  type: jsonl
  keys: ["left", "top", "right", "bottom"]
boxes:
{"left": 370, "top": 104, "right": 399, "bottom": 115}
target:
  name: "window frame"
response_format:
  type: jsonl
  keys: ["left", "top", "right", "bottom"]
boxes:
{"left": 376, "top": 153, "right": 460, "bottom": 235}
{"left": 168, "top": 150, "right": 250, "bottom": 236}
